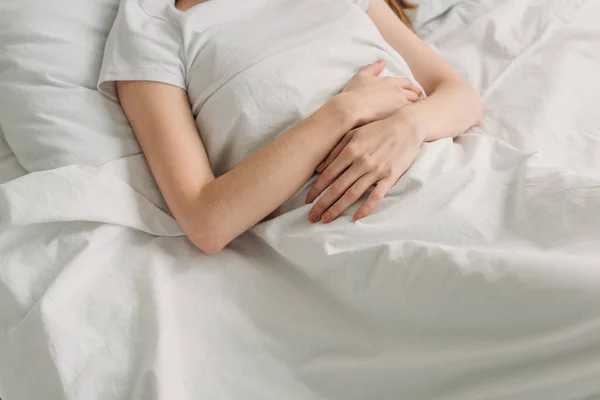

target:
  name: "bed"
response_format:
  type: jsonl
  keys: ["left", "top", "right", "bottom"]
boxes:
{"left": 1, "top": 0, "right": 600, "bottom": 399}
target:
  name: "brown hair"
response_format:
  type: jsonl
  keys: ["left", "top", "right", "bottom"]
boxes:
{"left": 385, "top": 0, "right": 417, "bottom": 29}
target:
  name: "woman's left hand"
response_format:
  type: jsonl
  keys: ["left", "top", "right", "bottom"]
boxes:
{"left": 305, "top": 112, "right": 424, "bottom": 223}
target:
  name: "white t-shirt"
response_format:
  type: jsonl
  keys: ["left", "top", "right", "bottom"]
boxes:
{"left": 99, "top": 0, "right": 422, "bottom": 177}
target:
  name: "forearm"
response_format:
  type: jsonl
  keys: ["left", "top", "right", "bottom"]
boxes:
{"left": 399, "top": 80, "right": 483, "bottom": 142}
{"left": 365, "top": 0, "right": 482, "bottom": 141}
{"left": 189, "top": 98, "right": 352, "bottom": 252}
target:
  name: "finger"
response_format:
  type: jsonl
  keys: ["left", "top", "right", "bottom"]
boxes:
{"left": 324, "top": 173, "right": 378, "bottom": 223}
{"left": 309, "top": 164, "right": 366, "bottom": 223}
{"left": 316, "top": 131, "right": 354, "bottom": 174}
{"left": 354, "top": 178, "right": 394, "bottom": 221}
{"left": 357, "top": 59, "right": 386, "bottom": 77}
{"left": 403, "top": 90, "right": 420, "bottom": 103}
{"left": 306, "top": 146, "right": 356, "bottom": 204}
{"left": 391, "top": 78, "right": 423, "bottom": 97}
{"left": 407, "top": 83, "right": 423, "bottom": 97}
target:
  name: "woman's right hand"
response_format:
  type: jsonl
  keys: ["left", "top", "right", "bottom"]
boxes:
{"left": 338, "top": 60, "right": 423, "bottom": 127}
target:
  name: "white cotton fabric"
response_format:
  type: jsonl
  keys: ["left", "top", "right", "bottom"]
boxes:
{"left": 98, "top": 0, "right": 423, "bottom": 177}
{"left": 410, "top": 0, "right": 464, "bottom": 29}
{"left": 0, "top": 125, "right": 26, "bottom": 185}
{"left": 3, "top": 0, "right": 600, "bottom": 400}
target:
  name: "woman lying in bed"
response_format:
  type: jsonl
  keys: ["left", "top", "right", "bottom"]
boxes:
{"left": 98, "top": 0, "right": 482, "bottom": 253}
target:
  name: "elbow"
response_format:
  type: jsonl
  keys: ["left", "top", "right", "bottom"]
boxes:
{"left": 190, "top": 236, "right": 226, "bottom": 255}
{"left": 449, "top": 78, "right": 484, "bottom": 126}
{"left": 176, "top": 193, "right": 231, "bottom": 254}
{"left": 185, "top": 218, "right": 230, "bottom": 255}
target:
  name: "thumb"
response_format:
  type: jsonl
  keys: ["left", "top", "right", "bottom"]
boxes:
{"left": 357, "top": 59, "right": 386, "bottom": 77}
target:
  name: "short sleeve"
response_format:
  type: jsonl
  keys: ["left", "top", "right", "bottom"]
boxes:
{"left": 98, "top": 0, "right": 186, "bottom": 101}
{"left": 349, "top": 0, "right": 369, "bottom": 11}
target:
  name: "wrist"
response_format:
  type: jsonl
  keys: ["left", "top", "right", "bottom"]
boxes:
{"left": 394, "top": 106, "right": 427, "bottom": 143}
{"left": 328, "top": 93, "right": 358, "bottom": 133}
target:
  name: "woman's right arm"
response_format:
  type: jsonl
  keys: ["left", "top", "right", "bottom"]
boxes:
{"left": 117, "top": 62, "right": 417, "bottom": 253}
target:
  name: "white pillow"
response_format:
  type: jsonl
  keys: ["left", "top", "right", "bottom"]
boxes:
{"left": 0, "top": 0, "right": 139, "bottom": 172}
{"left": 411, "top": 0, "right": 464, "bottom": 28}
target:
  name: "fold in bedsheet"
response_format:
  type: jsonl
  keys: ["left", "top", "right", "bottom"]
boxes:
{"left": 0, "top": 126, "right": 27, "bottom": 185}
{"left": 2, "top": 133, "right": 600, "bottom": 400}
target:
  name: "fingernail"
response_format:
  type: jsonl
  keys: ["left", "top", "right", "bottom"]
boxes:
{"left": 305, "top": 195, "right": 313, "bottom": 204}
{"left": 354, "top": 213, "right": 363, "bottom": 222}
{"left": 378, "top": 59, "right": 385, "bottom": 65}
{"left": 322, "top": 213, "right": 332, "bottom": 223}
{"left": 309, "top": 212, "right": 319, "bottom": 223}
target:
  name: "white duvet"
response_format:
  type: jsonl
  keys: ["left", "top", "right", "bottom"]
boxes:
{"left": 2, "top": 0, "right": 600, "bottom": 399}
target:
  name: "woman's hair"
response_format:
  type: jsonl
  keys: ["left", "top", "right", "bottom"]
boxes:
{"left": 386, "top": 0, "right": 417, "bottom": 29}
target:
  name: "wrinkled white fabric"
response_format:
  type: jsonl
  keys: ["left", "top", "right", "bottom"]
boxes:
{"left": 2, "top": 0, "right": 600, "bottom": 400}
{"left": 431, "top": 0, "right": 600, "bottom": 181}
{"left": 0, "top": 126, "right": 26, "bottom": 185}
{"left": 410, "top": 0, "right": 464, "bottom": 29}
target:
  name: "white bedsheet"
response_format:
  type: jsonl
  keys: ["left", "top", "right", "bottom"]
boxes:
{"left": 2, "top": 1, "right": 600, "bottom": 400}
{"left": 0, "top": 126, "right": 27, "bottom": 185}
{"left": 434, "top": 0, "right": 600, "bottom": 180}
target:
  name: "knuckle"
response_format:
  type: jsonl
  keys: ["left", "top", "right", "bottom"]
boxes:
{"left": 345, "top": 144, "right": 359, "bottom": 158}
{"left": 313, "top": 182, "right": 327, "bottom": 194}
{"left": 348, "top": 186, "right": 364, "bottom": 198}
{"left": 370, "top": 191, "right": 384, "bottom": 202}
{"left": 379, "top": 165, "right": 394, "bottom": 177}
{"left": 328, "top": 206, "right": 341, "bottom": 218}
{"left": 331, "top": 181, "right": 346, "bottom": 195}
{"left": 312, "top": 205, "right": 326, "bottom": 215}
{"left": 358, "top": 155, "right": 375, "bottom": 169}
{"left": 319, "top": 172, "right": 333, "bottom": 184}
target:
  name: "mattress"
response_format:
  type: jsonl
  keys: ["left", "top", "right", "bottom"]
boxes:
{"left": 1, "top": 1, "right": 600, "bottom": 399}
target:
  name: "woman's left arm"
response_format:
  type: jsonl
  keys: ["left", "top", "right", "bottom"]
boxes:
{"left": 305, "top": 0, "right": 482, "bottom": 223}
{"left": 368, "top": 0, "right": 483, "bottom": 141}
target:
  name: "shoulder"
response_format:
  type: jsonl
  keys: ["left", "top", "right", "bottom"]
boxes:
{"left": 98, "top": 0, "right": 186, "bottom": 100}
